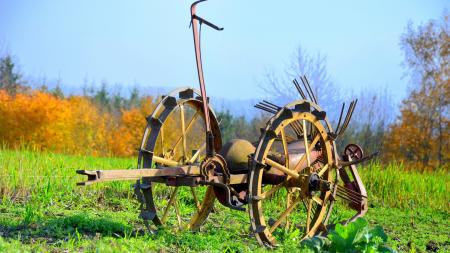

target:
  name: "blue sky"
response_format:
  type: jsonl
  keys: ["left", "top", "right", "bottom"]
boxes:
{"left": 0, "top": 0, "right": 447, "bottom": 101}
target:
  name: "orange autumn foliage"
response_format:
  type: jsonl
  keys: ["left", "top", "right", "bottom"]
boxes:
{"left": 0, "top": 90, "right": 159, "bottom": 157}
{"left": 108, "top": 97, "right": 158, "bottom": 156}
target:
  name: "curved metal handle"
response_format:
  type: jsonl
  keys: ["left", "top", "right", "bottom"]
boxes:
{"left": 189, "top": 0, "right": 222, "bottom": 157}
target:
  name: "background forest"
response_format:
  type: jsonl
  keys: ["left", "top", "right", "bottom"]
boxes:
{"left": 0, "top": 13, "right": 448, "bottom": 171}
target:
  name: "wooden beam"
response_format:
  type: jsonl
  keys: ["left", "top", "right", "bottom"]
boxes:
{"left": 77, "top": 166, "right": 201, "bottom": 185}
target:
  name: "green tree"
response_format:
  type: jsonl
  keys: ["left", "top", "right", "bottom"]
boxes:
{"left": 93, "top": 81, "right": 111, "bottom": 111}
{"left": 217, "top": 110, "right": 236, "bottom": 143}
{"left": 0, "top": 55, "right": 22, "bottom": 95}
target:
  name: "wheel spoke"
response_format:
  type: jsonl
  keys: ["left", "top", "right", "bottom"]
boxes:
{"left": 292, "top": 134, "right": 320, "bottom": 172}
{"left": 302, "top": 119, "right": 311, "bottom": 167}
{"left": 306, "top": 198, "right": 312, "bottom": 233}
{"left": 171, "top": 110, "right": 200, "bottom": 157}
{"left": 191, "top": 187, "right": 201, "bottom": 211}
{"left": 269, "top": 196, "right": 302, "bottom": 233}
{"left": 189, "top": 142, "right": 206, "bottom": 163}
{"left": 161, "top": 125, "right": 165, "bottom": 155}
{"left": 265, "top": 158, "right": 299, "bottom": 179}
{"left": 152, "top": 155, "right": 179, "bottom": 167}
{"left": 261, "top": 182, "right": 285, "bottom": 199}
{"left": 285, "top": 192, "right": 291, "bottom": 230}
{"left": 317, "top": 164, "right": 329, "bottom": 177}
{"left": 312, "top": 196, "right": 323, "bottom": 206}
{"left": 280, "top": 127, "right": 289, "bottom": 168}
{"left": 161, "top": 187, "right": 179, "bottom": 223}
{"left": 174, "top": 195, "right": 183, "bottom": 229}
{"left": 179, "top": 105, "right": 187, "bottom": 160}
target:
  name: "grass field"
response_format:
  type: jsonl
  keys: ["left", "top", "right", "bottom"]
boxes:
{"left": 0, "top": 149, "right": 449, "bottom": 252}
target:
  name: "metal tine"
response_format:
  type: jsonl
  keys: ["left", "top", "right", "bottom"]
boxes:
{"left": 256, "top": 102, "right": 278, "bottom": 114}
{"left": 259, "top": 101, "right": 304, "bottom": 137}
{"left": 261, "top": 100, "right": 281, "bottom": 110}
{"left": 340, "top": 104, "right": 356, "bottom": 135}
{"left": 290, "top": 121, "right": 303, "bottom": 137}
{"left": 338, "top": 101, "right": 353, "bottom": 136}
{"left": 338, "top": 105, "right": 353, "bottom": 136}
{"left": 293, "top": 79, "right": 307, "bottom": 100}
{"left": 254, "top": 105, "right": 276, "bottom": 114}
{"left": 343, "top": 99, "right": 358, "bottom": 134}
{"left": 259, "top": 102, "right": 277, "bottom": 111}
{"left": 255, "top": 103, "right": 276, "bottom": 112}
{"left": 335, "top": 102, "right": 346, "bottom": 133}
{"left": 336, "top": 192, "right": 361, "bottom": 205}
{"left": 339, "top": 99, "right": 358, "bottom": 135}
{"left": 254, "top": 104, "right": 277, "bottom": 114}
{"left": 336, "top": 190, "right": 358, "bottom": 202}
{"left": 336, "top": 185, "right": 363, "bottom": 198}
{"left": 302, "top": 75, "right": 318, "bottom": 104}
{"left": 299, "top": 76, "right": 315, "bottom": 103}
{"left": 337, "top": 184, "right": 366, "bottom": 198}
{"left": 336, "top": 189, "right": 364, "bottom": 203}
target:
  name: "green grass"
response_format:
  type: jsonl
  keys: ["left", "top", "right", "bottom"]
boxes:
{"left": 360, "top": 162, "right": 449, "bottom": 211}
{"left": 0, "top": 149, "right": 449, "bottom": 252}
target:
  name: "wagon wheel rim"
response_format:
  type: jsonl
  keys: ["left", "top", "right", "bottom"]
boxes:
{"left": 137, "top": 88, "right": 221, "bottom": 231}
{"left": 248, "top": 103, "right": 335, "bottom": 247}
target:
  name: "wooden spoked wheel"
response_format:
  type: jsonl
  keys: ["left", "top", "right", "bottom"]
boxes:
{"left": 249, "top": 101, "right": 335, "bottom": 247}
{"left": 137, "top": 88, "right": 222, "bottom": 231}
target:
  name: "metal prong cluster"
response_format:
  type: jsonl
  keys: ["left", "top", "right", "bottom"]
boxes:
{"left": 293, "top": 75, "right": 318, "bottom": 104}
{"left": 335, "top": 99, "right": 358, "bottom": 136}
{"left": 254, "top": 100, "right": 281, "bottom": 114}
